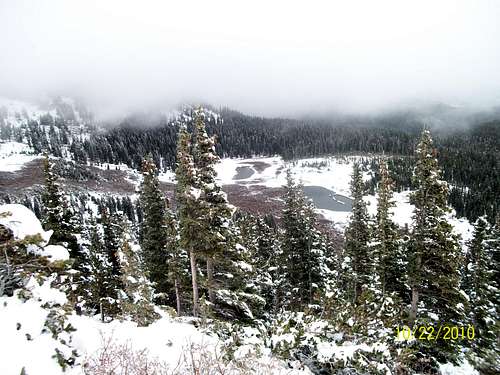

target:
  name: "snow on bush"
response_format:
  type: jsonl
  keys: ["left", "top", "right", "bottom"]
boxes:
{"left": 31, "top": 244, "right": 70, "bottom": 262}
{"left": 0, "top": 204, "right": 52, "bottom": 244}
{"left": 0, "top": 204, "right": 69, "bottom": 260}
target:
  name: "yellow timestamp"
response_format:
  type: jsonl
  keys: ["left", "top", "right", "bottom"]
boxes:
{"left": 395, "top": 324, "right": 475, "bottom": 341}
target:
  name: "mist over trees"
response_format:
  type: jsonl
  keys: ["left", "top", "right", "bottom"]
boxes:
{"left": 1, "top": 103, "right": 497, "bottom": 223}
{"left": 73, "top": 109, "right": 498, "bottom": 223}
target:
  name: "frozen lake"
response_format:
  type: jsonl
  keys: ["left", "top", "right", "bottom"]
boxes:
{"left": 233, "top": 166, "right": 255, "bottom": 180}
{"left": 302, "top": 185, "right": 353, "bottom": 212}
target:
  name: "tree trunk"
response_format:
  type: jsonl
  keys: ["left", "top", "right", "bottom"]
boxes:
{"left": 189, "top": 249, "right": 199, "bottom": 317}
{"left": 410, "top": 288, "right": 419, "bottom": 323}
{"left": 409, "top": 252, "right": 421, "bottom": 323}
{"left": 100, "top": 302, "right": 104, "bottom": 322}
{"left": 174, "top": 277, "right": 182, "bottom": 316}
{"left": 207, "top": 257, "right": 215, "bottom": 304}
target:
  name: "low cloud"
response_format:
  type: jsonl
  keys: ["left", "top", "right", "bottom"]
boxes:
{"left": 1, "top": 0, "right": 499, "bottom": 118}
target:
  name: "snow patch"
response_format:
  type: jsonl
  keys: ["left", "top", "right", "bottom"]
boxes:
{"left": 0, "top": 204, "right": 52, "bottom": 244}
{"left": 0, "top": 141, "right": 39, "bottom": 172}
{"left": 40, "top": 245, "right": 70, "bottom": 261}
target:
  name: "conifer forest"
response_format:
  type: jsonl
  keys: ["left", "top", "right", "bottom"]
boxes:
{"left": 0, "top": 2, "right": 499, "bottom": 374}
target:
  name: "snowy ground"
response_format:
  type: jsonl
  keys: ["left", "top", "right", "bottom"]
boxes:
{"left": 160, "top": 156, "right": 357, "bottom": 195}
{"left": 160, "top": 155, "right": 473, "bottom": 242}
{"left": 0, "top": 149, "right": 473, "bottom": 247}
{"left": 0, "top": 141, "right": 40, "bottom": 172}
{"left": 0, "top": 204, "right": 311, "bottom": 375}
{"left": 1, "top": 280, "right": 311, "bottom": 375}
{"left": 0, "top": 275, "right": 217, "bottom": 375}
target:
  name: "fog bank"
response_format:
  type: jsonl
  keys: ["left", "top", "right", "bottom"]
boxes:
{"left": 1, "top": 0, "right": 499, "bottom": 118}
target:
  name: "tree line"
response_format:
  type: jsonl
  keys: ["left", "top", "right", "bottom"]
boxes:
{"left": 1, "top": 105, "right": 498, "bottom": 223}
{"left": 80, "top": 111, "right": 500, "bottom": 223}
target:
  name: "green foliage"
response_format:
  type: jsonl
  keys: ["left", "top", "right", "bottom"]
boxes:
{"left": 373, "top": 159, "right": 407, "bottom": 299}
{"left": 408, "top": 130, "right": 466, "bottom": 366}
{"left": 280, "top": 170, "right": 332, "bottom": 311}
{"left": 1, "top": 232, "right": 71, "bottom": 298}
{"left": 236, "top": 212, "right": 280, "bottom": 314}
{"left": 463, "top": 217, "right": 499, "bottom": 373}
{"left": 118, "top": 226, "right": 159, "bottom": 326}
{"left": 41, "top": 154, "right": 83, "bottom": 278}
{"left": 344, "top": 163, "right": 372, "bottom": 303}
{"left": 82, "top": 219, "right": 121, "bottom": 318}
{"left": 175, "top": 123, "right": 204, "bottom": 316}
{"left": 139, "top": 155, "right": 171, "bottom": 303}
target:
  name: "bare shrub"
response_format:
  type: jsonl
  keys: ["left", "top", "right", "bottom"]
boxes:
{"left": 82, "top": 336, "right": 170, "bottom": 375}
{"left": 83, "top": 335, "right": 306, "bottom": 375}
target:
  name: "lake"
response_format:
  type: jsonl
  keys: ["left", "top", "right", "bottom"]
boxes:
{"left": 233, "top": 166, "right": 255, "bottom": 180}
{"left": 302, "top": 185, "right": 353, "bottom": 212}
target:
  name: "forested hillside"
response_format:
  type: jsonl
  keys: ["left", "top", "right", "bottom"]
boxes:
{"left": 81, "top": 109, "right": 498, "bottom": 222}
{"left": 2, "top": 102, "right": 498, "bottom": 222}
{"left": 2, "top": 109, "right": 498, "bottom": 374}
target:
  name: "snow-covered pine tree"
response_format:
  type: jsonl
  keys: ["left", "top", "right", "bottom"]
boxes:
{"left": 236, "top": 213, "right": 281, "bottom": 313}
{"left": 255, "top": 215, "right": 282, "bottom": 310}
{"left": 85, "top": 218, "right": 121, "bottom": 319}
{"left": 42, "top": 154, "right": 66, "bottom": 237}
{"left": 190, "top": 109, "right": 264, "bottom": 321}
{"left": 463, "top": 217, "right": 499, "bottom": 373}
{"left": 408, "top": 129, "right": 466, "bottom": 366}
{"left": 484, "top": 216, "right": 500, "bottom": 373}
{"left": 42, "top": 154, "right": 80, "bottom": 259}
{"left": 192, "top": 109, "right": 233, "bottom": 306}
{"left": 101, "top": 208, "right": 123, "bottom": 292}
{"left": 488, "top": 216, "right": 500, "bottom": 309}
{"left": 208, "top": 226, "right": 266, "bottom": 322}
{"left": 175, "top": 123, "right": 204, "bottom": 317}
{"left": 330, "top": 159, "right": 400, "bottom": 356}
{"left": 281, "top": 170, "right": 330, "bottom": 310}
{"left": 343, "top": 162, "right": 371, "bottom": 304}
{"left": 373, "top": 159, "right": 406, "bottom": 298}
{"left": 164, "top": 202, "right": 189, "bottom": 316}
{"left": 118, "top": 221, "right": 159, "bottom": 326}
{"left": 331, "top": 162, "right": 399, "bottom": 355}
{"left": 139, "top": 155, "right": 170, "bottom": 304}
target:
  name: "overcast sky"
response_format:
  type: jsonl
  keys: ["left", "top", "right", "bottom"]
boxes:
{"left": 0, "top": 0, "right": 499, "bottom": 117}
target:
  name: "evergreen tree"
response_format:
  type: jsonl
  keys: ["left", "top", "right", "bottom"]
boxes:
{"left": 280, "top": 170, "right": 331, "bottom": 310}
{"left": 373, "top": 159, "right": 406, "bottom": 298}
{"left": 488, "top": 216, "right": 500, "bottom": 309}
{"left": 101, "top": 208, "right": 124, "bottom": 294}
{"left": 193, "top": 109, "right": 234, "bottom": 306}
{"left": 85, "top": 218, "right": 121, "bottom": 319}
{"left": 165, "top": 202, "right": 189, "bottom": 316}
{"left": 236, "top": 213, "right": 280, "bottom": 312}
{"left": 139, "top": 156, "right": 170, "bottom": 304}
{"left": 335, "top": 162, "right": 401, "bottom": 350}
{"left": 33, "top": 197, "right": 42, "bottom": 219}
{"left": 118, "top": 222, "right": 159, "bottom": 326}
{"left": 176, "top": 111, "right": 264, "bottom": 320}
{"left": 485, "top": 216, "right": 500, "bottom": 373}
{"left": 408, "top": 129, "right": 466, "bottom": 366}
{"left": 211, "top": 229, "right": 265, "bottom": 322}
{"left": 42, "top": 154, "right": 68, "bottom": 242}
{"left": 41, "top": 154, "right": 82, "bottom": 265}
{"left": 463, "top": 217, "right": 499, "bottom": 373}
{"left": 175, "top": 124, "right": 203, "bottom": 317}
{"left": 344, "top": 163, "right": 371, "bottom": 304}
